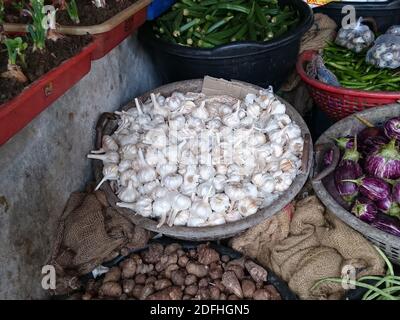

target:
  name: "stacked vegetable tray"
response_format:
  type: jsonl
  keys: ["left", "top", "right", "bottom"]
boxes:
{"left": 312, "top": 104, "right": 400, "bottom": 264}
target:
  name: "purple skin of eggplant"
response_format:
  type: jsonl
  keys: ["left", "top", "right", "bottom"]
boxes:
{"left": 358, "top": 127, "right": 383, "bottom": 142}
{"left": 323, "top": 148, "right": 334, "bottom": 167}
{"left": 351, "top": 197, "right": 377, "bottom": 223}
{"left": 376, "top": 196, "right": 400, "bottom": 218}
{"left": 365, "top": 139, "right": 400, "bottom": 179}
{"left": 384, "top": 117, "right": 400, "bottom": 141}
{"left": 371, "top": 213, "right": 400, "bottom": 237}
{"left": 335, "top": 138, "right": 363, "bottom": 203}
{"left": 359, "top": 136, "right": 388, "bottom": 157}
{"left": 394, "top": 181, "right": 400, "bottom": 203}
{"left": 335, "top": 136, "right": 354, "bottom": 150}
{"left": 344, "top": 176, "right": 391, "bottom": 201}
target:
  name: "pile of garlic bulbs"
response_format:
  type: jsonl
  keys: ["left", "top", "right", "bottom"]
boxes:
{"left": 87, "top": 89, "right": 304, "bottom": 228}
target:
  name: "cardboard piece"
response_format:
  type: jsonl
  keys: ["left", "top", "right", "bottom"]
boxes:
{"left": 201, "top": 76, "right": 259, "bottom": 99}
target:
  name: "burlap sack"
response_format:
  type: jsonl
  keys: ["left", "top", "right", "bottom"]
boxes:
{"left": 48, "top": 190, "right": 151, "bottom": 294}
{"left": 230, "top": 196, "right": 385, "bottom": 300}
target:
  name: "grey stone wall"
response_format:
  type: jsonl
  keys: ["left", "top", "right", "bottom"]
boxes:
{"left": 0, "top": 33, "right": 160, "bottom": 299}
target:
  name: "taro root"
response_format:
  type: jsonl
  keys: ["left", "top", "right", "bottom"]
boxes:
{"left": 186, "top": 262, "right": 208, "bottom": 278}
{"left": 136, "top": 263, "right": 154, "bottom": 274}
{"left": 178, "top": 255, "right": 189, "bottom": 267}
{"left": 265, "top": 285, "right": 281, "bottom": 300}
{"left": 134, "top": 274, "right": 146, "bottom": 285}
{"left": 228, "top": 294, "right": 239, "bottom": 300}
{"left": 197, "top": 244, "right": 220, "bottom": 265}
{"left": 122, "top": 279, "right": 135, "bottom": 295}
{"left": 82, "top": 292, "right": 92, "bottom": 300}
{"left": 119, "top": 293, "right": 128, "bottom": 300}
{"left": 185, "top": 284, "right": 198, "bottom": 296}
{"left": 145, "top": 276, "right": 157, "bottom": 285}
{"left": 177, "top": 249, "right": 186, "bottom": 257}
{"left": 120, "top": 258, "right": 136, "bottom": 279}
{"left": 154, "top": 279, "right": 172, "bottom": 291}
{"left": 188, "top": 249, "right": 197, "bottom": 258}
{"left": 245, "top": 260, "right": 268, "bottom": 283}
{"left": 253, "top": 289, "right": 271, "bottom": 300}
{"left": 99, "top": 282, "right": 122, "bottom": 298}
{"left": 220, "top": 293, "right": 227, "bottom": 300}
{"left": 165, "top": 264, "right": 180, "bottom": 279}
{"left": 222, "top": 271, "right": 243, "bottom": 298}
{"left": 226, "top": 264, "right": 244, "bottom": 280}
{"left": 103, "top": 267, "right": 121, "bottom": 283}
{"left": 132, "top": 285, "right": 144, "bottom": 299}
{"left": 140, "top": 283, "right": 155, "bottom": 299}
{"left": 221, "top": 255, "right": 230, "bottom": 263}
{"left": 142, "top": 243, "right": 164, "bottom": 264}
{"left": 171, "top": 269, "right": 186, "bottom": 286}
{"left": 241, "top": 279, "right": 256, "bottom": 299}
{"left": 213, "top": 279, "right": 225, "bottom": 292}
{"left": 209, "top": 264, "right": 223, "bottom": 280}
{"left": 198, "top": 277, "right": 210, "bottom": 288}
{"left": 164, "top": 243, "right": 182, "bottom": 255}
{"left": 198, "top": 288, "right": 210, "bottom": 300}
{"left": 148, "top": 286, "right": 183, "bottom": 300}
{"left": 183, "top": 294, "right": 191, "bottom": 300}
{"left": 185, "top": 274, "right": 197, "bottom": 286}
{"left": 210, "top": 286, "right": 220, "bottom": 300}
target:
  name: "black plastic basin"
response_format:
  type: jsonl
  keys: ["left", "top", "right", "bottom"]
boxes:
{"left": 139, "top": 0, "right": 314, "bottom": 89}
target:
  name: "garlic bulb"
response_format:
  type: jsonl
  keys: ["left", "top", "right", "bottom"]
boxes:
{"left": 224, "top": 183, "right": 246, "bottom": 201}
{"left": 87, "top": 151, "right": 120, "bottom": 164}
{"left": 143, "top": 128, "right": 167, "bottom": 149}
{"left": 120, "top": 144, "right": 137, "bottom": 160}
{"left": 90, "top": 135, "right": 118, "bottom": 154}
{"left": 199, "top": 165, "right": 215, "bottom": 181}
{"left": 146, "top": 147, "right": 166, "bottom": 167}
{"left": 151, "top": 186, "right": 169, "bottom": 200}
{"left": 117, "top": 196, "right": 152, "bottom": 217}
{"left": 151, "top": 93, "right": 169, "bottom": 118}
{"left": 157, "top": 163, "right": 177, "bottom": 177}
{"left": 237, "top": 197, "right": 259, "bottom": 217}
{"left": 168, "top": 193, "right": 192, "bottom": 226}
{"left": 173, "top": 210, "right": 190, "bottom": 226}
{"left": 197, "top": 182, "right": 216, "bottom": 198}
{"left": 95, "top": 164, "right": 119, "bottom": 191}
{"left": 118, "top": 159, "right": 132, "bottom": 173}
{"left": 162, "top": 174, "right": 183, "bottom": 190}
{"left": 139, "top": 180, "right": 159, "bottom": 195}
{"left": 206, "top": 213, "right": 226, "bottom": 226}
{"left": 119, "top": 169, "right": 137, "bottom": 187}
{"left": 152, "top": 195, "right": 171, "bottom": 227}
{"left": 192, "top": 101, "right": 209, "bottom": 120}
{"left": 210, "top": 194, "right": 230, "bottom": 213}
{"left": 190, "top": 197, "right": 212, "bottom": 220}
{"left": 137, "top": 149, "right": 157, "bottom": 183}
{"left": 225, "top": 210, "right": 242, "bottom": 222}
{"left": 222, "top": 102, "right": 241, "bottom": 128}
{"left": 213, "top": 174, "right": 227, "bottom": 192}
{"left": 118, "top": 180, "right": 139, "bottom": 203}
{"left": 116, "top": 132, "right": 139, "bottom": 146}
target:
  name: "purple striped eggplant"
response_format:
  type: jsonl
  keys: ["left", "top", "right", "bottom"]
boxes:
{"left": 376, "top": 196, "right": 400, "bottom": 218}
{"left": 343, "top": 176, "right": 391, "bottom": 201}
{"left": 359, "top": 136, "right": 388, "bottom": 157}
{"left": 335, "top": 136, "right": 354, "bottom": 150}
{"left": 351, "top": 197, "right": 377, "bottom": 223}
{"left": 384, "top": 117, "right": 400, "bottom": 141}
{"left": 323, "top": 148, "right": 334, "bottom": 167}
{"left": 365, "top": 139, "right": 400, "bottom": 179}
{"left": 358, "top": 126, "right": 383, "bottom": 142}
{"left": 371, "top": 214, "right": 400, "bottom": 237}
{"left": 394, "top": 181, "right": 400, "bottom": 203}
{"left": 334, "top": 143, "right": 363, "bottom": 203}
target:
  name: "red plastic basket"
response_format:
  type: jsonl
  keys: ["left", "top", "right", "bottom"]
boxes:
{"left": 296, "top": 50, "right": 400, "bottom": 121}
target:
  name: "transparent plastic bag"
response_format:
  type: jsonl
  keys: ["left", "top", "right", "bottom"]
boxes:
{"left": 307, "top": 54, "right": 340, "bottom": 86}
{"left": 386, "top": 25, "right": 400, "bottom": 36}
{"left": 335, "top": 17, "right": 375, "bottom": 53}
{"left": 366, "top": 34, "right": 400, "bottom": 69}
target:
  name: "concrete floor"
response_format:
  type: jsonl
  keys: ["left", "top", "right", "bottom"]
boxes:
{"left": 0, "top": 33, "right": 160, "bottom": 299}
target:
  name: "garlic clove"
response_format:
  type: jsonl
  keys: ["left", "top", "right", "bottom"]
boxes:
{"left": 210, "top": 194, "right": 230, "bottom": 213}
